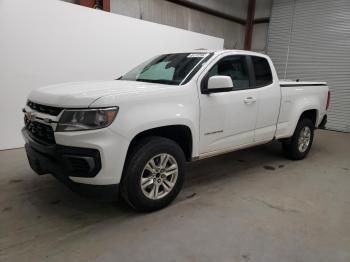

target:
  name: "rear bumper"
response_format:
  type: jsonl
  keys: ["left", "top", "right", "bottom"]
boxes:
{"left": 22, "top": 128, "right": 119, "bottom": 200}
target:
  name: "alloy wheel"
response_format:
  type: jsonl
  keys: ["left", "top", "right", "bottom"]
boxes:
{"left": 140, "top": 153, "right": 178, "bottom": 200}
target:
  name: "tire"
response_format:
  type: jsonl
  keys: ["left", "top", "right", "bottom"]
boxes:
{"left": 282, "top": 118, "right": 315, "bottom": 160}
{"left": 121, "top": 136, "right": 186, "bottom": 212}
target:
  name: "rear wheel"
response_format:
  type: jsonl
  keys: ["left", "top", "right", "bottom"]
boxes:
{"left": 282, "top": 118, "right": 314, "bottom": 160}
{"left": 121, "top": 137, "right": 185, "bottom": 212}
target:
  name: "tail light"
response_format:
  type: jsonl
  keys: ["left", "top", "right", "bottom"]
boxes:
{"left": 326, "top": 90, "right": 330, "bottom": 110}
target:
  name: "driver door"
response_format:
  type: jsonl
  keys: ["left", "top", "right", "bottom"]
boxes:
{"left": 198, "top": 55, "right": 258, "bottom": 155}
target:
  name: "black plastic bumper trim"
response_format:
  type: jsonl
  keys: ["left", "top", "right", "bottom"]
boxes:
{"left": 22, "top": 128, "right": 119, "bottom": 200}
{"left": 318, "top": 115, "right": 327, "bottom": 129}
{"left": 23, "top": 128, "right": 101, "bottom": 178}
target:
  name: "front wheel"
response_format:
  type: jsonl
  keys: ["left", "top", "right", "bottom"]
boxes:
{"left": 121, "top": 137, "right": 186, "bottom": 212}
{"left": 282, "top": 118, "right": 315, "bottom": 160}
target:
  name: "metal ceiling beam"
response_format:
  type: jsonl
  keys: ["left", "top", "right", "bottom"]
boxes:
{"left": 165, "top": 0, "right": 246, "bottom": 25}
{"left": 79, "top": 0, "right": 94, "bottom": 8}
{"left": 102, "top": 0, "right": 110, "bottom": 12}
{"left": 79, "top": 0, "right": 267, "bottom": 25}
{"left": 254, "top": 17, "right": 270, "bottom": 24}
{"left": 78, "top": 0, "right": 110, "bottom": 11}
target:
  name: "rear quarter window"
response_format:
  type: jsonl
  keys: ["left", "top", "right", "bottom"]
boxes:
{"left": 252, "top": 56, "right": 273, "bottom": 87}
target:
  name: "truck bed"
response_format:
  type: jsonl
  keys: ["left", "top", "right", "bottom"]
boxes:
{"left": 275, "top": 80, "right": 329, "bottom": 139}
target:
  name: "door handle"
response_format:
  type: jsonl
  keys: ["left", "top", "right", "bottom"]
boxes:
{"left": 244, "top": 97, "right": 257, "bottom": 104}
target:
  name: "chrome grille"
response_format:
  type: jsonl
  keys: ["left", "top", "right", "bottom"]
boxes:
{"left": 24, "top": 115, "right": 55, "bottom": 144}
{"left": 27, "top": 100, "right": 63, "bottom": 116}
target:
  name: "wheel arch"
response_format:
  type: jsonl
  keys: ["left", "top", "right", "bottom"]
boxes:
{"left": 288, "top": 107, "right": 320, "bottom": 138}
{"left": 126, "top": 125, "right": 193, "bottom": 162}
{"left": 299, "top": 109, "right": 318, "bottom": 127}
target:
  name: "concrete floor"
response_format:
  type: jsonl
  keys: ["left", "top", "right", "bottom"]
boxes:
{"left": 0, "top": 130, "right": 349, "bottom": 262}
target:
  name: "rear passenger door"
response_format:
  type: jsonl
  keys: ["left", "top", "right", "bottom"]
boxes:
{"left": 250, "top": 56, "right": 281, "bottom": 142}
{"left": 198, "top": 55, "right": 258, "bottom": 154}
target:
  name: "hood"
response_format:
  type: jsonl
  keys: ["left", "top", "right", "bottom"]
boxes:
{"left": 28, "top": 80, "right": 170, "bottom": 108}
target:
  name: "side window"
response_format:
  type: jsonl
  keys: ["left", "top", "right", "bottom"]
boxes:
{"left": 252, "top": 56, "right": 273, "bottom": 87}
{"left": 207, "top": 55, "right": 250, "bottom": 89}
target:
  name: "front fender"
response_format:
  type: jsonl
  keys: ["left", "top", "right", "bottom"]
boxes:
{"left": 90, "top": 85, "right": 200, "bottom": 157}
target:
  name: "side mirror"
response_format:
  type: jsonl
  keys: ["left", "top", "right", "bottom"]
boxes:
{"left": 206, "top": 76, "right": 233, "bottom": 93}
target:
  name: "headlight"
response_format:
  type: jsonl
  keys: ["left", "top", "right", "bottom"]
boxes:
{"left": 56, "top": 107, "right": 118, "bottom": 132}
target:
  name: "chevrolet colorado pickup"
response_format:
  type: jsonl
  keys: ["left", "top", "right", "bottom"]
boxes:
{"left": 22, "top": 50, "right": 330, "bottom": 211}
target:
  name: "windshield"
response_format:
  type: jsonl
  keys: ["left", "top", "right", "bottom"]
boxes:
{"left": 120, "top": 53, "right": 212, "bottom": 85}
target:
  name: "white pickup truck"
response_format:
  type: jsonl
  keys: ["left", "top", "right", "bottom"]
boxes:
{"left": 22, "top": 50, "right": 329, "bottom": 211}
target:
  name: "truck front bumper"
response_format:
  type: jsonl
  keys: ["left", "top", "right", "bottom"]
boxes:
{"left": 22, "top": 128, "right": 124, "bottom": 200}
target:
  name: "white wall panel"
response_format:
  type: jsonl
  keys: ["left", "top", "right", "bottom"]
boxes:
{"left": 0, "top": 0, "right": 223, "bottom": 150}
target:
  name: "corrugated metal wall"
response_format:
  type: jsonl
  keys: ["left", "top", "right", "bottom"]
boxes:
{"left": 267, "top": 0, "right": 350, "bottom": 132}
{"left": 110, "top": 0, "right": 246, "bottom": 49}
